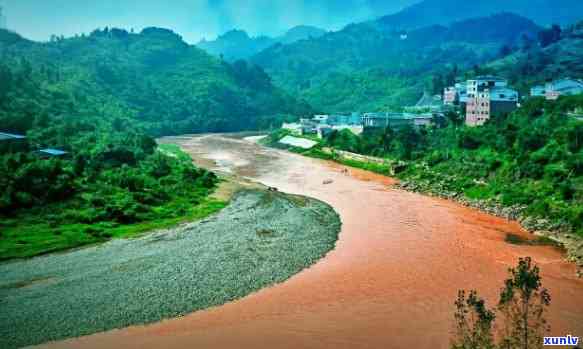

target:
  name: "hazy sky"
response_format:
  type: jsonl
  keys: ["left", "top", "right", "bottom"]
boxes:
{"left": 2, "top": 0, "right": 417, "bottom": 43}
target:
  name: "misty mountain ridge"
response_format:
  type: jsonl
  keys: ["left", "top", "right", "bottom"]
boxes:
{"left": 377, "top": 0, "right": 583, "bottom": 30}
{"left": 251, "top": 12, "right": 542, "bottom": 112}
{"left": 197, "top": 25, "right": 326, "bottom": 61}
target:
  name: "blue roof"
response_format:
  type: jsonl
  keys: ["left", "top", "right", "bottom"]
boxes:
{"left": 0, "top": 132, "right": 26, "bottom": 140}
{"left": 38, "top": 148, "right": 68, "bottom": 156}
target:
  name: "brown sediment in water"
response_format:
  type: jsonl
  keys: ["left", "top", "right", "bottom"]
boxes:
{"left": 40, "top": 134, "right": 583, "bottom": 349}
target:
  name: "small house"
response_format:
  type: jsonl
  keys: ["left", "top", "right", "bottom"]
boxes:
{"left": 530, "top": 85, "right": 546, "bottom": 97}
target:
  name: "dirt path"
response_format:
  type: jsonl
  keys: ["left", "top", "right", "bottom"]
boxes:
{"left": 40, "top": 134, "right": 583, "bottom": 349}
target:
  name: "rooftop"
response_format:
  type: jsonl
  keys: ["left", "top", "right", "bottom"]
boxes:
{"left": 488, "top": 87, "right": 519, "bottom": 101}
{"left": 363, "top": 112, "right": 433, "bottom": 120}
{"left": 473, "top": 75, "right": 506, "bottom": 82}
{"left": 547, "top": 79, "right": 583, "bottom": 91}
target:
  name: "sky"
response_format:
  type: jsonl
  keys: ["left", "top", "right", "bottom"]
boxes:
{"left": 1, "top": 0, "right": 418, "bottom": 43}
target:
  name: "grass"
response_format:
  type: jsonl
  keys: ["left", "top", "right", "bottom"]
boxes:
{"left": 334, "top": 157, "right": 391, "bottom": 175}
{"left": 261, "top": 131, "right": 392, "bottom": 175}
{"left": 0, "top": 144, "right": 228, "bottom": 261}
{"left": 0, "top": 196, "right": 227, "bottom": 261}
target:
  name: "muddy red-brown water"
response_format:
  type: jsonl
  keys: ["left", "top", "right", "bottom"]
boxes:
{"left": 40, "top": 134, "right": 583, "bottom": 349}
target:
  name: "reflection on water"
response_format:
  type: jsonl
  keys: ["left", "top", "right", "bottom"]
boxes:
{"left": 44, "top": 134, "right": 583, "bottom": 349}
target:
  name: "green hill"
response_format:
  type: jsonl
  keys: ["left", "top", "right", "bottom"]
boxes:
{"left": 252, "top": 13, "right": 541, "bottom": 112}
{"left": 0, "top": 27, "right": 313, "bottom": 259}
{"left": 483, "top": 21, "right": 583, "bottom": 94}
{"left": 0, "top": 27, "right": 311, "bottom": 137}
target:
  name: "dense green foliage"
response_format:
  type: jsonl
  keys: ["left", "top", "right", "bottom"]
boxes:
{"left": 252, "top": 13, "right": 540, "bottom": 112}
{"left": 0, "top": 28, "right": 277, "bottom": 258}
{"left": 486, "top": 20, "right": 583, "bottom": 95}
{"left": 0, "top": 139, "right": 223, "bottom": 259}
{"left": 0, "top": 27, "right": 311, "bottom": 136}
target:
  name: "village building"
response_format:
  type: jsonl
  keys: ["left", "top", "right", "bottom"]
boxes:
{"left": 530, "top": 85, "right": 546, "bottom": 97}
{"left": 327, "top": 112, "right": 362, "bottom": 126}
{"left": 465, "top": 76, "right": 518, "bottom": 127}
{"left": 444, "top": 82, "right": 467, "bottom": 106}
{"left": 297, "top": 118, "right": 319, "bottom": 135}
{"left": 466, "top": 76, "right": 508, "bottom": 98}
{"left": 362, "top": 112, "right": 434, "bottom": 130}
{"left": 544, "top": 79, "right": 583, "bottom": 100}
{"left": 312, "top": 115, "right": 330, "bottom": 124}
{"left": 281, "top": 122, "right": 302, "bottom": 135}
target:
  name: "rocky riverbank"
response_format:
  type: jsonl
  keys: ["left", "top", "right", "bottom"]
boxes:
{"left": 0, "top": 189, "right": 341, "bottom": 349}
{"left": 397, "top": 179, "right": 583, "bottom": 277}
{"left": 315, "top": 146, "right": 582, "bottom": 277}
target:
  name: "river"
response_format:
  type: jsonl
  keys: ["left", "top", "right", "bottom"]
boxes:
{"left": 41, "top": 134, "right": 583, "bottom": 349}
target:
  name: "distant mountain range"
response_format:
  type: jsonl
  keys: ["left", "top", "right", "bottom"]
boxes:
{"left": 377, "top": 0, "right": 583, "bottom": 30}
{"left": 197, "top": 25, "right": 326, "bottom": 61}
{"left": 251, "top": 12, "right": 542, "bottom": 112}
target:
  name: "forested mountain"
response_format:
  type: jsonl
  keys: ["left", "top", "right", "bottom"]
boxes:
{"left": 0, "top": 26, "right": 314, "bottom": 258}
{"left": 377, "top": 0, "right": 583, "bottom": 30}
{"left": 197, "top": 25, "right": 326, "bottom": 61}
{"left": 483, "top": 20, "right": 583, "bottom": 94}
{"left": 252, "top": 13, "right": 541, "bottom": 112}
{"left": 0, "top": 27, "right": 311, "bottom": 137}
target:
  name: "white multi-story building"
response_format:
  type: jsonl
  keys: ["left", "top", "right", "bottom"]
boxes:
{"left": 466, "top": 76, "right": 507, "bottom": 98}
{"left": 466, "top": 76, "right": 517, "bottom": 127}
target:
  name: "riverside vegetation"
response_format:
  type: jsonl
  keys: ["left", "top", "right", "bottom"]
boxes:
{"left": 263, "top": 95, "right": 583, "bottom": 269}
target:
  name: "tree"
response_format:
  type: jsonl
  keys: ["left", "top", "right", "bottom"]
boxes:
{"left": 432, "top": 73, "right": 445, "bottom": 95}
{"left": 451, "top": 290, "right": 496, "bottom": 349}
{"left": 498, "top": 257, "right": 551, "bottom": 349}
{"left": 451, "top": 258, "right": 551, "bottom": 349}
{"left": 395, "top": 125, "right": 420, "bottom": 159}
{"left": 380, "top": 126, "right": 395, "bottom": 153}
{"left": 537, "top": 25, "right": 562, "bottom": 48}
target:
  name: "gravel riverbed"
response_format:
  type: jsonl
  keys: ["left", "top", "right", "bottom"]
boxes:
{"left": 0, "top": 190, "right": 341, "bottom": 349}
